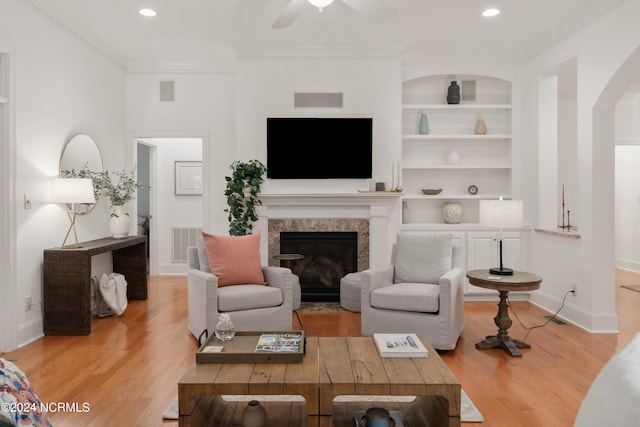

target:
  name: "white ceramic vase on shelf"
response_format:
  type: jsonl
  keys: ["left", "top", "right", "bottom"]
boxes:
{"left": 241, "top": 400, "right": 267, "bottom": 427}
{"left": 109, "top": 205, "right": 130, "bottom": 239}
{"left": 445, "top": 151, "right": 461, "bottom": 165}
{"left": 442, "top": 202, "right": 463, "bottom": 224}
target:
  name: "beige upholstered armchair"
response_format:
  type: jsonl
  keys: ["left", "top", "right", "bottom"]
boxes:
{"left": 360, "top": 232, "right": 465, "bottom": 350}
{"left": 187, "top": 234, "right": 294, "bottom": 344}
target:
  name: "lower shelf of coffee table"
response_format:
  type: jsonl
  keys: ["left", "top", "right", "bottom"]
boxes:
{"left": 180, "top": 395, "right": 307, "bottom": 427}
{"left": 326, "top": 397, "right": 458, "bottom": 427}
{"left": 180, "top": 395, "right": 458, "bottom": 427}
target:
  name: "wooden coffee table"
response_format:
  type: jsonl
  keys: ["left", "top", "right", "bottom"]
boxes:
{"left": 178, "top": 337, "right": 319, "bottom": 426}
{"left": 318, "top": 337, "right": 461, "bottom": 427}
{"left": 178, "top": 336, "right": 461, "bottom": 427}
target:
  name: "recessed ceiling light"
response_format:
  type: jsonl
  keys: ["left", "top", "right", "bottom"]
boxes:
{"left": 482, "top": 8, "right": 500, "bottom": 17}
{"left": 139, "top": 8, "right": 157, "bottom": 17}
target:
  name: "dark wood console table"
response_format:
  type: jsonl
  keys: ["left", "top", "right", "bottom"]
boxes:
{"left": 43, "top": 236, "right": 147, "bottom": 335}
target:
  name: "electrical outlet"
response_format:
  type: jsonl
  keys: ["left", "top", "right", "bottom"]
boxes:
{"left": 570, "top": 284, "right": 577, "bottom": 296}
{"left": 25, "top": 296, "right": 32, "bottom": 312}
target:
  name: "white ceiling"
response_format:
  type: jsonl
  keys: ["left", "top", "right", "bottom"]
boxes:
{"left": 28, "top": 0, "right": 624, "bottom": 67}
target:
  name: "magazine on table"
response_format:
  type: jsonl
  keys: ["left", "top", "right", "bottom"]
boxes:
{"left": 373, "top": 333, "right": 429, "bottom": 358}
{"left": 255, "top": 331, "right": 304, "bottom": 353}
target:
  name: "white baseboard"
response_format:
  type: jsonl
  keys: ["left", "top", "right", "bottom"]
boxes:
{"left": 616, "top": 259, "right": 640, "bottom": 273}
{"left": 159, "top": 262, "right": 188, "bottom": 275}
{"left": 17, "top": 316, "right": 44, "bottom": 348}
{"left": 529, "top": 291, "right": 619, "bottom": 333}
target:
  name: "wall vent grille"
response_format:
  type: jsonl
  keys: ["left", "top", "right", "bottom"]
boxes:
{"left": 171, "top": 226, "right": 201, "bottom": 263}
{"left": 294, "top": 92, "right": 343, "bottom": 108}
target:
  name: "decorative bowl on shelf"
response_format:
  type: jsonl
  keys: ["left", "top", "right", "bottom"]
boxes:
{"left": 421, "top": 187, "right": 442, "bottom": 195}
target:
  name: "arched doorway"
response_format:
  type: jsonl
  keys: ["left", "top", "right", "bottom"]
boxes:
{"left": 593, "top": 46, "right": 640, "bottom": 322}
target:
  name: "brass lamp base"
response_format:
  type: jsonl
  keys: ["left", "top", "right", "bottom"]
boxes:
{"left": 62, "top": 243, "right": 83, "bottom": 249}
{"left": 60, "top": 210, "right": 83, "bottom": 249}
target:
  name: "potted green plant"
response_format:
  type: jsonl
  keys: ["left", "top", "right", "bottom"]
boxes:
{"left": 224, "top": 159, "right": 267, "bottom": 236}
{"left": 98, "top": 168, "right": 145, "bottom": 207}
{"left": 98, "top": 168, "right": 146, "bottom": 238}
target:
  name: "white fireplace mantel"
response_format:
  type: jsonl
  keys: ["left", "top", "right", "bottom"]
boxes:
{"left": 256, "top": 192, "right": 403, "bottom": 268}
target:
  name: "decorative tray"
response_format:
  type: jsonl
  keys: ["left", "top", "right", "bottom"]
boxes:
{"left": 196, "top": 330, "right": 306, "bottom": 363}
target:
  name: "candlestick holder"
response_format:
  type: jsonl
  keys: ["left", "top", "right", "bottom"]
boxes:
{"left": 558, "top": 207, "right": 577, "bottom": 232}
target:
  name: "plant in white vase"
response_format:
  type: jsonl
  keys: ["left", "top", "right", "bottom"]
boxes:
{"left": 97, "top": 168, "right": 145, "bottom": 238}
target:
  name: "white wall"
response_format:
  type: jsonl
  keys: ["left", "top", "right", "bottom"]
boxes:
{"left": 126, "top": 72, "right": 236, "bottom": 235}
{"left": 153, "top": 138, "right": 202, "bottom": 274}
{"left": 615, "top": 89, "right": 640, "bottom": 272}
{"left": 237, "top": 56, "right": 402, "bottom": 196}
{"left": 237, "top": 57, "right": 401, "bottom": 193}
{"left": 235, "top": 56, "right": 402, "bottom": 255}
{"left": 126, "top": 56, "right": 404, "bottom": 255}
{"left": 615, "top": 145, "right": 640, "bottom": 271}
{"left": 520, "top": 0, "right": 640, "bottom": 332}
{"left": 0, "top": 0, "right": 126, "bottom": 349}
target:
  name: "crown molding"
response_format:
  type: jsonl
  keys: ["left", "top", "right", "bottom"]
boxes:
{"left": 125, "top": 60, "right": 237, "bottom": 75}
{"left": 232, "top": 43, "right": 405, "bottom": 60}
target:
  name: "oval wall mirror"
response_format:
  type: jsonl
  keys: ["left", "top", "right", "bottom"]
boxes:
{"left": 59, "top": 133, "right": 103, "bottom": 214}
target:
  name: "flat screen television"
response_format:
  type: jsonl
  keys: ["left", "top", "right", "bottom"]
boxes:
{"left": 266, "top": 117, "right": 373, "bottom": 179}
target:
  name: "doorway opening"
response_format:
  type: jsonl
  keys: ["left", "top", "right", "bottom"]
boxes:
{"left": 135, "top": 137, "right": 203, "bottom": 275}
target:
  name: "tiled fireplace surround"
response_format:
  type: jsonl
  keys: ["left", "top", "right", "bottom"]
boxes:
{"left": 255, "top": 193, "right": 402, "bottom": 272}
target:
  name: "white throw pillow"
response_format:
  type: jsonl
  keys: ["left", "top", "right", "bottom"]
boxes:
{"left": 393, "top": 233, "right": 452, "bottom": 284}
{"left": 574, "top": 332, "right": 640, "bottom": 427}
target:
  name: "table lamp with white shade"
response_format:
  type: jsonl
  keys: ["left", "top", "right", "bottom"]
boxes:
{"left": 479, "top": 197, "right": 524, "bottom": 276}
{"left": 51, "top": 178, "right": 95, "bottom": 249}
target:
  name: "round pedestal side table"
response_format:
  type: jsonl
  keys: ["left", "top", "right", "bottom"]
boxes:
{"left": 273, "top": 253, "right": 304, "bottom": 267}
{"left": 466, "top": 269, "right": 542, "bottom": 357}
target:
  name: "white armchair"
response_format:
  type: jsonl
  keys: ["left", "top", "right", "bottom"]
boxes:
{"left": 187, "top": 244, "right": 294, "bottom": 344}
{"left": 360, "top": 232, "right": 465, "bottom": 350}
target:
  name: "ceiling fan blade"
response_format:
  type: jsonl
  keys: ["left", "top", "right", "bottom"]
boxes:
{"left": 273, "top": 0, "right": 308, "bottom": 29}
{"left": 340, "top": 0, "right": 397, "bottom": 23}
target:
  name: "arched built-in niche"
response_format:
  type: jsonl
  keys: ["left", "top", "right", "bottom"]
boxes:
{"left": 537, "top": 57, "right": 578, "bottom": 230}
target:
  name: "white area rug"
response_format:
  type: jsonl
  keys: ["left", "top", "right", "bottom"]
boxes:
{"left": 162, "top": 389, "right": 483, "bottom": 422}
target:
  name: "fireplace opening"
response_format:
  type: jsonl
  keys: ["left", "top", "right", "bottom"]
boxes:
{"left": 279, "top": 231, "right": 358, "bottom": 302}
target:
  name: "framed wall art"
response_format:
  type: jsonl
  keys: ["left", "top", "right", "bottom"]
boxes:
{"left": 175, "top": 161, "right": 203, "bottom": 195}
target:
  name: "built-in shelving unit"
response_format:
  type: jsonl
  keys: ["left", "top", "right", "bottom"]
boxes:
{"left": 401, "top": 74, "right": 513, "bottom": 226}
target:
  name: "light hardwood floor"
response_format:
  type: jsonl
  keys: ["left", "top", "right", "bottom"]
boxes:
{"left": 2, "top": 271, "right": 639, "bottom": 427}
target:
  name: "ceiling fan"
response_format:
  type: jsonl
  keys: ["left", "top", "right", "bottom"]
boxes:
{"left": 273, "top": 0, "right": 397, "bottom": 29}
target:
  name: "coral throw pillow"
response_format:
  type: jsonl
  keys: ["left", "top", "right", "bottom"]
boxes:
{"left": 202, "top": 231, "right": 266, "bottom": 287}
